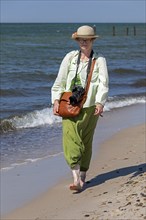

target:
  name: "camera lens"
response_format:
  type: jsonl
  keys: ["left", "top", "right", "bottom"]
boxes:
{"left": 69, "top": 96, "right": 78, "bottom": 105}
{"left": 69, "top": 86, "right": 85, "bottom": 105}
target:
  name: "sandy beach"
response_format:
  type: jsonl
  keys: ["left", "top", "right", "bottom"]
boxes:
{"left": 2, "top": 120, "right": 146, "bottom": 220}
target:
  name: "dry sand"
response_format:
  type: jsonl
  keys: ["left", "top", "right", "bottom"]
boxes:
{"left": 2, "top": 123, "right": 146, "bottom": 220}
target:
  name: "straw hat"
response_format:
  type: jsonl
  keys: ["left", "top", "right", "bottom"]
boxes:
{"left": 72, "top": 25, "right": 99, "bottom": 40}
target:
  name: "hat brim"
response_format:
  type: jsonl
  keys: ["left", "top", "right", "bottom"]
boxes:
{"left": 72, "top": 33, "right": 100, "bottom": 40}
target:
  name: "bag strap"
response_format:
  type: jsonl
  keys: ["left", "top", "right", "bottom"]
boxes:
{"left": 81, "top": 58, "right": 96, "bottom": 105}
{"left": 85, "top": 50, "right": 94, "bottom": 82}
{"left": 85, "top": 58, "right": 96, "bottom": 93}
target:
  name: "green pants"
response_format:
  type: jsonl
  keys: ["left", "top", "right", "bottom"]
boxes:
{"left": 62, "top": 106, "right": 98, "bottom": 171}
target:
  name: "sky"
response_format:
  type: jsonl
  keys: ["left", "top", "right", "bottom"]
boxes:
{"left": 1, "top": 0, "right": 145, "bottom": 23}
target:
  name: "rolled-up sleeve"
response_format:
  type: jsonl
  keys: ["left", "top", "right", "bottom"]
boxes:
{"left": 95, "top": 57, "right": 109, "bottom": 106}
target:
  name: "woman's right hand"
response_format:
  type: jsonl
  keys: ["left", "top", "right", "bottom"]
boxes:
{"left": 53, "top": 100, "right": 60, "bottom": 116}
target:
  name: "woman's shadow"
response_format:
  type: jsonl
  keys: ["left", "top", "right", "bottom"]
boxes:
{"left": 83, "top": 163, "right": 146, "bottom": 191}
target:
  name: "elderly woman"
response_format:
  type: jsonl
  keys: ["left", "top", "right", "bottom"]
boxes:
{"left": 51, "top": 25, "right": 109, "bottom": 191}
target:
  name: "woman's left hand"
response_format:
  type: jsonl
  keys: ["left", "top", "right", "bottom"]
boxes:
{"left": 94, "top": 103, "right": 104, "bottom": 116}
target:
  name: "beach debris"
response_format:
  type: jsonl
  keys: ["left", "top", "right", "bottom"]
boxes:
{"left": 123, "top": 157, "right": 129, "bottom": 160}
{"left": 84, "top": 214, "right": 90, "bottom": 217}
{"left": 141, "top": 192, "right": 146, "bottom": 197}
{"left": 103, "top": 191, "right": 108, "bottom": 194}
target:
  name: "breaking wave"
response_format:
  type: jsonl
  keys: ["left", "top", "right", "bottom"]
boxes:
{"left": 0, "top": 95, "right": 145, "bottom": 133}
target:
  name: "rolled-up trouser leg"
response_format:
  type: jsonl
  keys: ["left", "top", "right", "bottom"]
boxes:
{"left": 62, "top": 106, "right": 98, "bottom": 170}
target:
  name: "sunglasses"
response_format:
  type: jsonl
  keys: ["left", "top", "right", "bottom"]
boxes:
{"left": 77, "top": 39, "right": 92, "bottom": 43}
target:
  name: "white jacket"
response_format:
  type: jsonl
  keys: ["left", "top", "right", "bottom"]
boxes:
{"left": 51, "top": 50, "right": 109, "bottom": 107}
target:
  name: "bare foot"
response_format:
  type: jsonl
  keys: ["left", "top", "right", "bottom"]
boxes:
{"left": 80, "top": 179, "right": 85, "bottom": 188}
{"left": 69, "top": 183, "right": 82, "bottom": 191}
{"left": 80, "top": 171, "right": 86, "bottom": 188}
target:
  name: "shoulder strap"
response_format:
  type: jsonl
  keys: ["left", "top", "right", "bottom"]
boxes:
{"left": 80, "top": 58, "right": 96, "bottom": 106}
{"left": 85, "top": 58, "right": 96, "bottom": 93}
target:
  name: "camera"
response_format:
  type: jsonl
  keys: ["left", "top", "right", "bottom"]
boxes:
{"left": 69, "top": 86, "right": 85, "bottom": 105}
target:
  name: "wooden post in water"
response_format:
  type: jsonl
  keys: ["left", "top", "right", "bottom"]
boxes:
{"left": 134, "top": 26, "right": 136, "bottom": 36}
{"left": 126, "top": 27, "right": 129, "bottom": 36}
{"left": 113, "top": 26, "right": 116, "bottom": 36}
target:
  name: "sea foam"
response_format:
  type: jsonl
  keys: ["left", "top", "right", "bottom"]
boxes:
{"left": 0, "top": 96, "right": 145, "bottom": 133}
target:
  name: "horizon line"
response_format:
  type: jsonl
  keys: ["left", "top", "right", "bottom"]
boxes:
{"left": 0, "top": 21, "right": 145, "bottom": 24}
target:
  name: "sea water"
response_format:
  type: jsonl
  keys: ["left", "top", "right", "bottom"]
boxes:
{"left": 0, "top": 23, "right": 145, "bottom": 169}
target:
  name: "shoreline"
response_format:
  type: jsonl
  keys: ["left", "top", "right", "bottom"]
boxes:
{"left": 1, "top": 104, "right": 146, "bottom": 219}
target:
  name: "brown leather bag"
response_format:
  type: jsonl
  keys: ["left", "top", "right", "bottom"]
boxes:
{"left": 58, "top": 59, "right": 96, "bottom": 118}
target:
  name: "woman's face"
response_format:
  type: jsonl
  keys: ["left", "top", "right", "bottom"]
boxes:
{"left": 77, "top": 38, "right": 94, "bottom": 52}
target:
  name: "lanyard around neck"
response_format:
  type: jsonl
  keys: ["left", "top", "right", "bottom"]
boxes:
{"left": 73, "top": 50, "right": 94, "bottom": 88}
